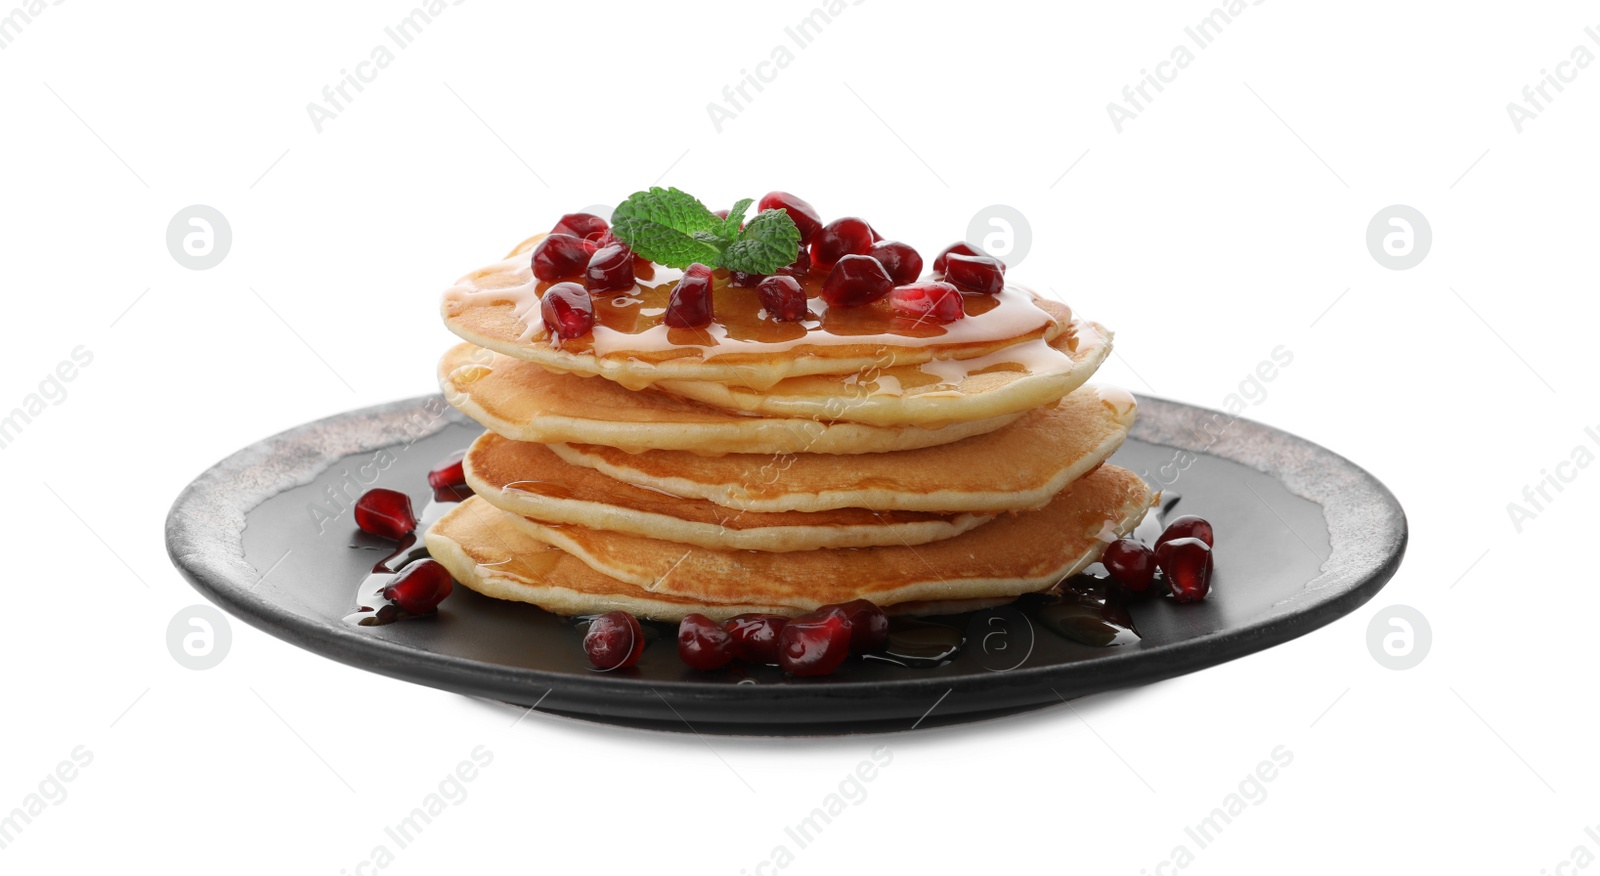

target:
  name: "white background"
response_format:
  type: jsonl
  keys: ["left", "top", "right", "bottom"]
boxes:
{"left": 2, "top": 0, "right": 1595, "bottom": 872}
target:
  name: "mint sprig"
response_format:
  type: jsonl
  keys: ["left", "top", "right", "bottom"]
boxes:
{"left": 609, "top": 187, "right": 800, "bottom": 274}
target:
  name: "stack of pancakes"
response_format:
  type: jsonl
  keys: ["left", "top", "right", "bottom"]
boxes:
{"left": 424, "top": 234, "right": 1154, "bottom": 621}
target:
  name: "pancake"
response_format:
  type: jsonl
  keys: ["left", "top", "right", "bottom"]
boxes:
{"left": 425, "top": 497, "right": 795, "bottom": 621}
{"left": 440, "top": 235, "right": 1072, "bottom": 390}
{"left": 500, "top": 464, "right": 1155, "bottom": 608}
{"left": 652, "top": 320, "right": 1111, "bottom": 427}
{"left": 438, "top": 342, "right": 1023, "bottom": 455}
{"left": 547, "top": 385, "right": 1138, "bottom": 514}
{"left": 464, "top": 431, "right": 995, "bottom": 551}
{"left": 426, "top": 498, "right": 1079, "bottom": 622}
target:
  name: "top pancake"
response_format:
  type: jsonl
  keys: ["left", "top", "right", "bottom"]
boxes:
{"left": 440, "top": 234, "right": 1072, "bottom": 390}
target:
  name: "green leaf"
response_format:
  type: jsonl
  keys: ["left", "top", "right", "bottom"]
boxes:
{"left": 610, "top": 219, "right": 725, "bottom": 268}
{"left": 722, "top": 208, "right": 802, "bottom": 274}
{"left": 611, "top": 186, "right": 722, "bottom": 233}
{"left": 717, "top": 198, "right": 754, "bottom": 241}
{"left": 609, "top": 186, "right": 728, "bottom": 268}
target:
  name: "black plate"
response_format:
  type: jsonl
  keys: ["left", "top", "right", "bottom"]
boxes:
{"left": 165, "top": 394, "right": 1406, "bottom": 735}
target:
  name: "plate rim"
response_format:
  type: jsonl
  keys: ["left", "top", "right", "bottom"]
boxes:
{"left": 165, "top": 393, "right": 1407, "bottom": 725}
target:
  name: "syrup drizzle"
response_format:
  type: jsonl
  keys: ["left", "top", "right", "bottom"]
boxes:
{"left": 343, "top": 497, "right": 455, "bottom": 627}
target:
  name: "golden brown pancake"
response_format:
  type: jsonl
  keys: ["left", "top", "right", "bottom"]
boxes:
{"left": 438, "top": 342, "right": 1024, "bottom": 455}
{"left": 424, "top": 497, "right": 796, "bottom": 621}
{"left": 652, "top": 321, "right": 1111, "bottom": 427}
{"left": 463, "top": 431, "right": 995, "bottom": 551}
{"left": 439, "top": 234, "right": 1072, "bottom": 390}
{"left": 497, "top": 464, "right": 1154, "bottom": 609}
{"left": 547, "top": 385, "right": 1137, "bottom": 514}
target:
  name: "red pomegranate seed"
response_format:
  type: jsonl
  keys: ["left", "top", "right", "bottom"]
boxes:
{"left": 664, "top": 263, "right": 715, "bottom": 328}
{"left": 943, "top": 253, "right": 1006, "bottom": 294}
{"left": 584, "top": 610, "right": 644, "bottom": 669}
{"left": 427, "top": 451, "right": 467, "bottom": 491}
{"left": 1156, "top": 515, "right": 1215, "bottom": 552}
{"left": 584, "top": 244, "right": 635, "bottom": 293}
{"left": 583, "top": 231, "right": 650, "bottom": 271}
{"left": 757, "top": 191, "right": 823, "bottom": 244}
{"left": 778, "top": 611, "right": 853, "bottom": 676}
{"left": 869, "top": 240, "right": 922, "bottom": 285}
{"left": 531, "top": 233, "right": 596, "bottom": 282}
{"left": 728, "top": 270, "right": 764, "bottom": 288}
{"left": 382, "top": 559, "right": 454, "bottom": 614}
{"left": 836, "top": 599, "right": 889, "bottom": 653}
{"left": 583, "top": 230, "right": 637, "bottom": 259}
{"left": 890, "top": 281, "right": 964, "bottom": 323}
{"left": 677, "top": 613, "right": 735, "bottom": 670}
{"left": 354, "top": 489, "right": 416, "bottom": 540}
{"left": 1101, "top": 538, "right": 1156, "bottom": 594}
{"left": 809, "top": 217, "right": 875, "bottom": 269}
{"left": 756, "top": 274, "right": 808, "bottom": 321}
{"left": 821, "top": 254, "right": 894, "bottom": 307}
{"left": 723, "top": 614, "right": 789, "bottom": 664}
{"left": 932, "top": 242, "right": 981, "bottom": 274}
{"left": 551, "top": 212, "right": 608, "bottom": 240}
{"left": 776, "top": 246, "right": 811, "bottom": 278}
{"left": 713, "top": 208, "right": 730, "bottom": 219}
{"left": 540, "top": 282, "right": 595, "bottom": 343}
{"left": 1156, "top": 537, "right": 1213, "bottom": 603}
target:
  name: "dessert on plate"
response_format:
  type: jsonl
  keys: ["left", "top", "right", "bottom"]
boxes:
{"left": 419, "top": 188, "right": 1164, "bottom": 640}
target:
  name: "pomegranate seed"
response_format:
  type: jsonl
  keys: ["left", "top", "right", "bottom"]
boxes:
{"left": 531, "top": 233, "right": 595, "bottom": 282}
{"left": 776, "top": 246, "right": 811, "bottom": 278}
{"left": 583, "top": 230, "right": 636, "bottom": 259}
{"left": 809, "top": 217, "right": 875, "bottom": 269}
{"left": 1156, "top": 515, "right": 1215, "bottom": 552}
{"left": 584, "top": 244, "right": 635, "bottom": 294}
{"left": 778, "top": 611, "right": 853, "bottom": 676}
{"left": 1101, "top": 538, "right": 1156, "bottom": 594}
{"left": 382, "top": 559, "right": 454, "bottom": 614}
{"left": 354, "top": 489, "right": 416, "bottom": 540}
{"left": 664, "top": 263, "right": 715, "bottom": 328}
{"left": 540, "top": 282, "right": 595, "bottom": 343}
{"left": 551, "top": 212, "right": 608, "bottom": 240}
{"left": 584, "top": 610, "right": 644, "bottom": 669}
{"left": 890, "top": 281, "right": 964, "bottom": 323}
{"left": 836, "top": 599, "right": 889, "bottom": 653}
{"left": 870, "top": 240, "right": 922, "bottom": 285}
{"left": 427, "top": 451, "right": 467, "bottom": 490}
{"left": 932, "top": 241, "right": 982, "bottom": 274}
{"left": 1156, "top": 537, "right": 1213, "bottom": 603}
{"left": 723, "top": 614, "right": 788, "bottom": 664}
{"left": 677, "top": 613, "right": 735, "bottom": 670}
{"left": 757, "top": 191, "right": 823, "bottom": 243}
{"left": 728, "top": 270, "right": 764, "bottom": 288}
{"left": 756, "top": 274, "right": 808, "bottom": 321}
{"left": 821, "top": 254, "right": 894, "bottom": 307}
{"left": 943, "top": 253, "right": 1006, "bottom": 294}
{"left": 713, "top": 208, "right": 730, "bottom": 219}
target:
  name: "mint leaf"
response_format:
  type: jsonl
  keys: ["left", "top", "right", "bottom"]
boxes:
{"left": 613, "top": 221, "right": 725, "bottom": 267}
{"left": 718, "top": 198, "right": 754, "bottom": 241}
{"left": 721, "top": 208, "right": 802, "bottom": 274}
{"left": 612, "top": 186, "right": 721, "bottom": 234}
{"left": 607, "top": 188, "right": 800, "bottom": 272}
{"left": 610, "top": 186, "right": 727, "bottom": 267}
